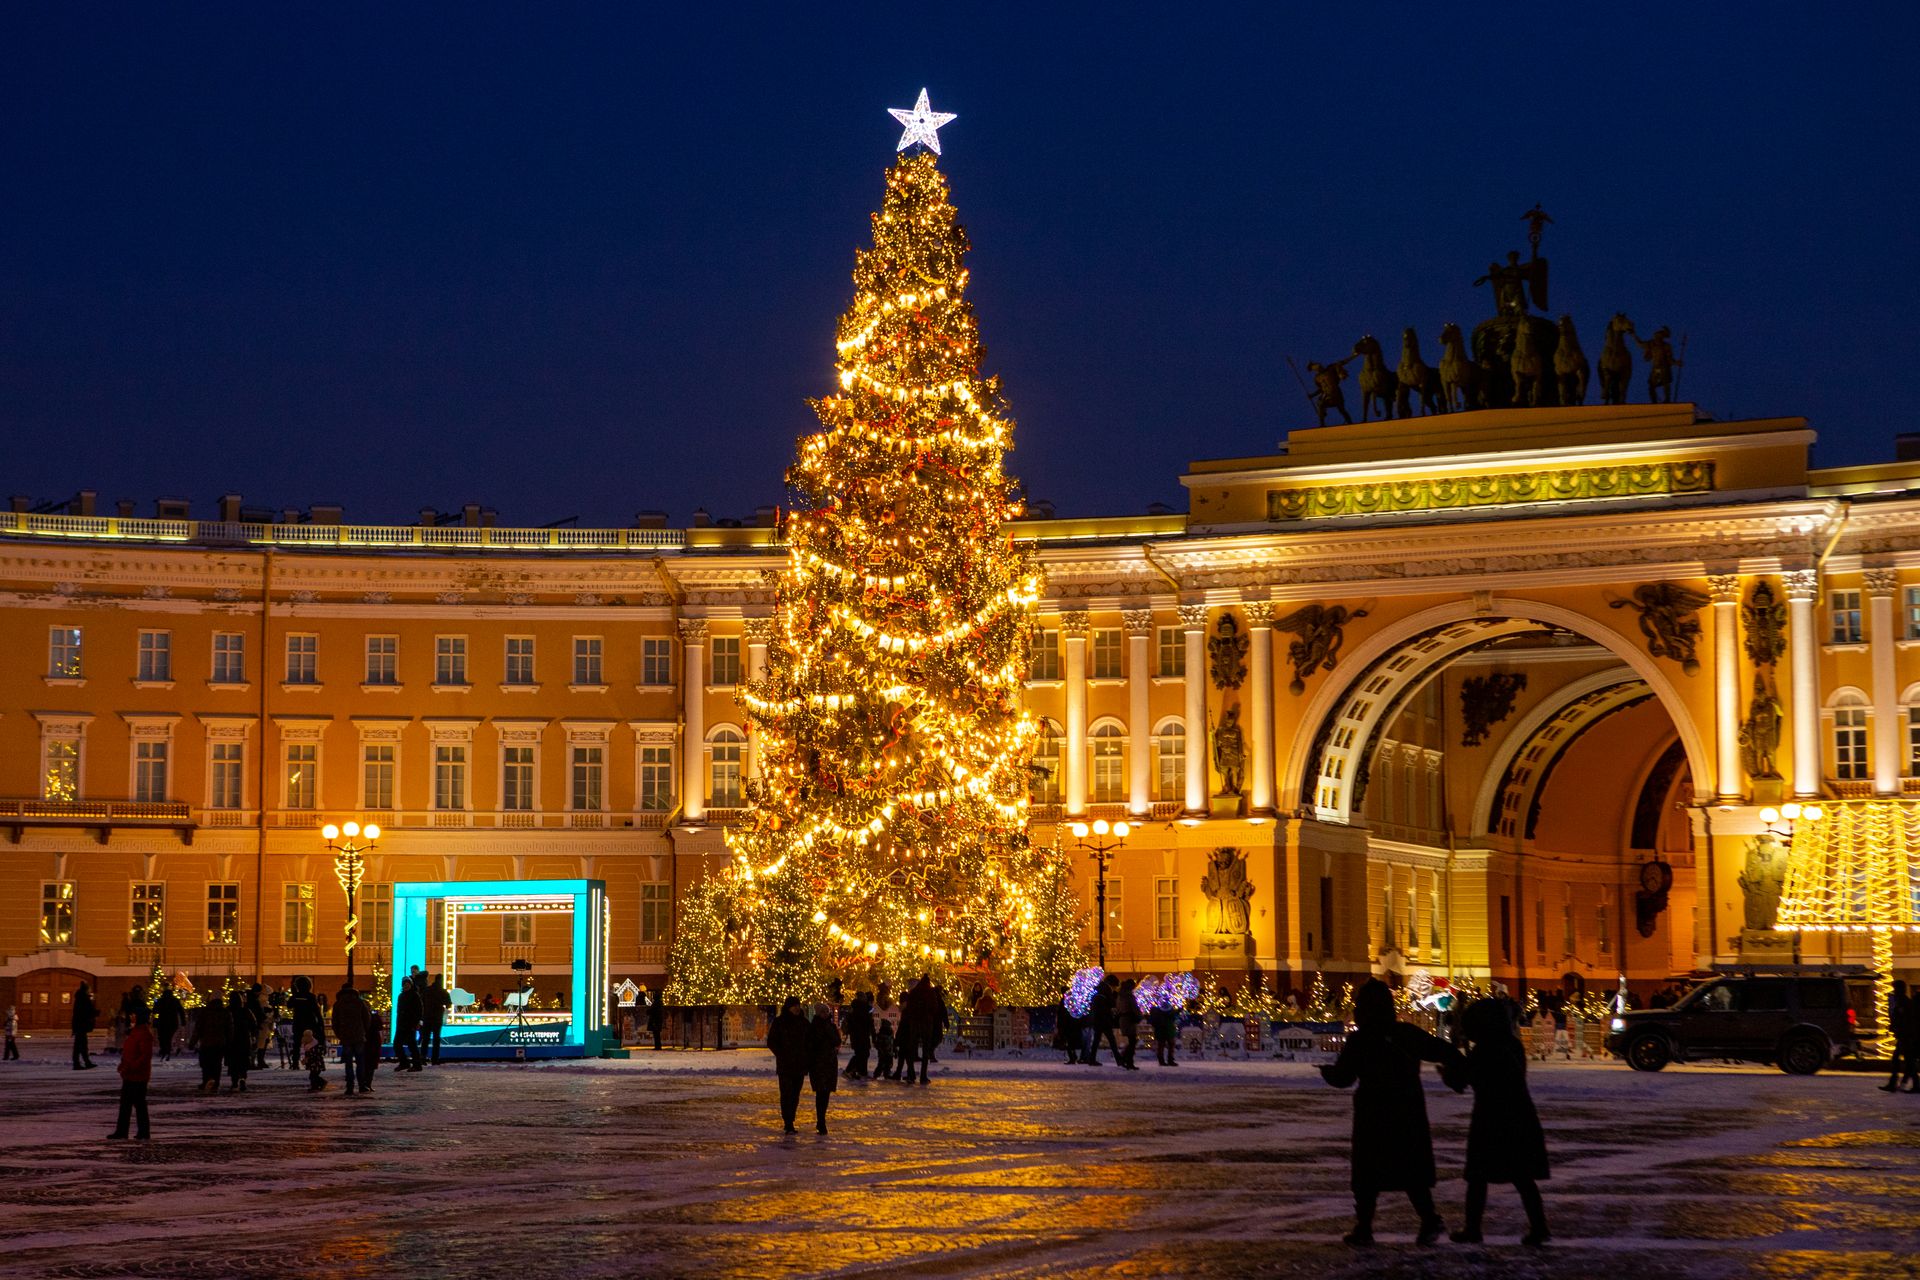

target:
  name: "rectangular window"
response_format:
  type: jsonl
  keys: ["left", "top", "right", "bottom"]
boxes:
{"left": 210, "top": 742, "right": 244, "bottom": 809}
{"left": 1909, "top": 707, "right": 1920, "bottom": 774}
{"left": 1155, "top": 726, "right": 1185, "bottom": 802}
{"left": 1535, "top": 898, "right": 1547, "bottom": 957}
{"left": 1091, "top": 732, "right": 1125, "bottom": 803}
{"left": 435, "top": 636, "right": 468, "bottom": 686}
{"left": 48, "top": 625, "right": 82, "bottom": 678}
{"left": 1031, "top": 727, "right": 1061, "bottom": 804}
{"left": 502, "top": 746, "right": 535, "bottom": 811}
{"left": 1499, "top": 895, "right": 1512, "bottom": 961}
{"left": 434, "top": 745, "right": 467, "bottom": 810}
{"left": 640, "top": 882, "right": 671, "bottom": 943}
{"left": 505, "top": 636, "right": 536, "bottom": 686}
{"left": 1429, "top": 896, "right": 1443, "bottom": 953}
{"left": 1319, "top": 876, "right": 1335, "bottom": 955}
{"left": 284, "top": 744, "right": 317, "bottom": 809}
{"left": 1029, "top": 628, "right": 1060, "bottom": 681}
{"left": 206, "top": 883, "right": 240, "bottom": 944}
{"left": 285, "top": 633, "right": 318, "bottom": 684}
{"left": 1562, "top": 902, "right": 1575, "bottom": 957}
{"left": 709, "top": 735, "right": 743, "bottom": 808}
{"left": 1835, "top": 707, "right": 1869, "bottom": 780}
{"left": 638, "top": 745, "right": 674, "bottom": 811}
{"left": 1103, "top": 877, "right": 1124, "bottom": 941}
{"left": 362, "top": 744, "right": 395, "bottom": 809}
{"left": 1407, "top": 889, "right": 1420, "bottom": 950}
{"left": 134, "top": 741, "right": 169, "bottom": 803}
{"left": 1597, "top": 900, "right": 1611, "bottom": 954}
{"left": 137, "top": 630, "right": 172, "bottom": 682}
{"left": 362, "top": 882, "right": 392, "bottom": 946}
{"left": 41, "top": 881, "right": 75, "bottom": 945}
{"left": 1830, "top": 589, "right": 1864, "bottom": 643}
{"left": 571, "top": 746, "right": 605, "bottom": 810}
{"left": 365, "top": 635, "right": 398, "bottom": 685}
{"left": 212, "top": 632, "right": 245, "bottom": 684}
{"left": 1156, "top": 626, "right": 1185, "bottom": 678}
{"left": 131, "top": 882, "right": 165, "bottom": 945}
{"left": 282, "top": 883, "right": 315, "bottom": 944}
{"left": 1154, "top": 876, "right": 1179, "bottom": 940}
{"left": 502, "top": 913, "right": 534, "bottom": 945}
{"left": 711, "top": 636, "right": 741, "bottom": 687}
{"left": 1090, "top": 628, "right": 1123, "bottom": 679}
{"left": 573, "top": 636, "right": 604, "bottom": 686}
{"left": 641, "top": 637, "right": 673, "bottom": 687}
{"left": 43, "top": 736, "right": 80, "bottom": 801}
{"left": 1907, "top": 586, "right": 1920, "bottom": 640}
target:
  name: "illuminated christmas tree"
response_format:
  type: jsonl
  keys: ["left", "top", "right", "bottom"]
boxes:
{"left": 670, "top": 97, "right": 1070, "bottom": 1002}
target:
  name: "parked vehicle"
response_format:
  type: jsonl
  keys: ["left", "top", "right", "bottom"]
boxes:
{"left": 1607, "top": 971, "right": 1874, "bottom": 1075}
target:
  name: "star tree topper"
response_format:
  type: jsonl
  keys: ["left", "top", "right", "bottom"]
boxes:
{"left": 888, "top": 88, "right": 956, "bottom": 154}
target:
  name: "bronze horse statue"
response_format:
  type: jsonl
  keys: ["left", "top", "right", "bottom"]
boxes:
{"left": 1438, "top": 322, "right": 1478, "bottom": 412}
{"left": 1509, "top": 318, "right": 1545, "bottom": 407}
{"left": 1555, "top": 315, "right": 1590, "bottom": 405}
{"left": 1599, "top": 313, "right": 1635, "bottom": 405}
{"left": 1395, "top": 327, "right": 1446, "bottom": 417}
{"left": 1353, "top": 334, "right": 1397, "bottom": 422}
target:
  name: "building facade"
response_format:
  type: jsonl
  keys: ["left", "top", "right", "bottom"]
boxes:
{"left": 6, "top": 402, "right": 1919, "bottom": 1024}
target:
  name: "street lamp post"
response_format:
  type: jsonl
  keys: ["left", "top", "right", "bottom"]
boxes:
{"left": 1069, "top": 818, "right": 1130, "bottom": 969}
{"left": 322, "top": 820, "right": 381, "bottom": 985}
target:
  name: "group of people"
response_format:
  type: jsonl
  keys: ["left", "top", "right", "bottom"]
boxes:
{"left": 1054, "top": 974, "right": 1162, "bottom": 1068}
{"left": 766, "top": 975, "right": 950, "bottom": 1134}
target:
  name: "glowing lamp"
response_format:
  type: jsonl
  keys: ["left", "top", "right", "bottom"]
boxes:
{"left": 1070, "top": 822, "right": 1090, "bottom": 838}
{"left": 1781, "top": 803, "right": 1802, "bottom": 821}
{"left": 1759, "top": 807, "right": 1781, "bottom": 825}
{"left": 363, "top": 824, "right": 380, "bottom": 841}
{"left": 342, "top": 821, "right": 361, "bottom": 837}
{"left": 1803, "top": 805, "right": 1824, "bottom": 822}
{"left": 321, "top": 824, "right": 341, "bottom": 841}
{"left": 1092, "top": 819, "right": 1110, "bottom": 836}
{"left": 1112, "top": 822, "right": 1130, "bottom": 838}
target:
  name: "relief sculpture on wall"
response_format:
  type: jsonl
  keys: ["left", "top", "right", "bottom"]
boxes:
{"left": 1609, "top": 582, "right": 1710, "bottom": 674}
{"left": 1201, "top": 847, "right": 1254, "bottom": 949}
{"left": 1273, "top": 603, "right": 1368, "bottom": 695}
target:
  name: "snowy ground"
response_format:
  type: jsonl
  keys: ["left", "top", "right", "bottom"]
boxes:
{"left": 2, "top": 1037, "right": 1918, "bottom": 1279}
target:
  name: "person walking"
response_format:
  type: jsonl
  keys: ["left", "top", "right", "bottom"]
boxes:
{"left": 4, "top": 1004, "right": 19, "bottom": 1061}
{"left": 646, "top": 987, "right": 665, "bottom": 1051}
{"left": 224, "top": 990, "right": 256, "bottom": 1093}
{"left": 288, "top": 976, "right": 325, "bottom": 1071}
{"left": 71, "top": 981, "right": 98, "bottom": 1070}
{"left": 1449, "top": 998, "right": 1551, "bottom": 1246}
{"left": 393, "top": 976, "right": 423, "bottom": 1073}
{"left": 902, "top": 975, "right": 944, "bottom": 1085}
{"left": 154, "top": 987, "right": 184, "bottom": 1062}
{"left": 807, "top": 1003, "right": 843, "bottom": 1134}
{"left": 874, "top": 983, "right": 902, "bottom": 1079}
{"left": 1150, "top": 995, "right": 1180, "bottom": 1067}
{"left": 767, "top": 997, "right": 812, "bottom": 1134}
{"left": 109, "top": 1008, "right": 156, "bottom": 1140}
{"left": 843, "top": 990, "right": 874, "bottom": 1080}
{"left": 1883, "top": 980, "right": 1915, "bottom": 1093}
{"left": 249, "top": 985, "right": 275, "bottom": 1070}
{"left": 188, "top": 994, "right": 230, "bottom": 1093}
{"left": 1087, "top": 975, "right": 1121, "bottom": 1067}
{"left": 1056, "top": 990, "right": 1083, "bottom": 1065}
{"left": 1320, "top": 978, "right": 1464, "bottom": 1247}
{"left": 423, "top": 976, "right": 451, "bottom": 1065}
{"left": 1116, "top": 979, "right": 1142, "bottom": 1070}
{"left": 359, "top": 995, "right": 386, "bottom": 1094}
{"left": 331, "top": 983, "right": 370, "bottom": 1096}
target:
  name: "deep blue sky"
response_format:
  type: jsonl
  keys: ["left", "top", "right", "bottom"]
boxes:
{"left": 2, "top": 5, "right": 1915, "bottom": 525}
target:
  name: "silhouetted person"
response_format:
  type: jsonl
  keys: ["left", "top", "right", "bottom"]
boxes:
{"left": 1151, "top": 997, "right": 1180, "bottom": 1066}
{"left": 71, "top": 981, "right": 98, "bottom": 1070}
{"left": 224, "top": 990, "right": 255, "bottom": 1092}
{"left": 1884, "top": 980, "right": 1916, "bottom": 1093}
{"left": 806, "top": 1003, "right": 842, "bottom": 1133}
{"left": 154, "top": 988, "right": 184, "bottom": 1061}
{"left": 902, "top": 975, "right": 944, "bottom": 1084}
{"left": 1088, "top": 975, "right": 1121, "bottom": 1066}
{"left": 646, "top": 988, "right": 665, "bottom": 1051}
{"left": 767, "top": 997, "right": 811, "bottom": 1134}
{"left": 1056, "top": 991, "right": 1082, "bottom": 1064}
{"left": 393, "top": 976, "right": 423, "bottom": 1072}
{"left": 842, "top": 990, "right": 874, "bottom": 1079}
{"left": 189, "top": 994, "right": 230, "bottom": 1092}
{"left": 109, "top": 1008, "right": 155, "bottom": 1140}
{"left": 331, "top": 984, "right": 372, "bottom": 1096}
{"left": 423, "top": 976, "right": 451, "bottom": 1064}
{"left": 288, "top": 975, "right": 324, "bottom": 1067}
{"left": 1320, "top": 979, "right": 1463, "bottom": 1246}
{"left": 1116, "top": 979, "right": 1142, "bottom": 1070}
{"left": 1450, "top": 998, "right": 1550, "bottom": 1246}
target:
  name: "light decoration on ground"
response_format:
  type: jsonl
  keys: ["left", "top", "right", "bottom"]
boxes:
{"left": 1065, "top": 967, "right": 1106, "bottom": 1018}
{"left": 666, "top": 129, "right": 1085, "bottom": 1006}
{"left": 1775, "top": 799, "right": 1912, "bottom": 1049}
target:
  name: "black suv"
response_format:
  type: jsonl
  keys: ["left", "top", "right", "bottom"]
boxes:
{"left": 1607, "top": 972, "right": 1872, "bottom": 1075}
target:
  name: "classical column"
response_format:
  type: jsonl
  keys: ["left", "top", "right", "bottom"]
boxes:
{"left": 1709, "top": 574, "right": 1743, "bottom": 800}
{"left": 1124, "top": 609, "right": 1154, "bottom": 816}
{"left": 1784, "top": 569, "right": 1820, "bottom": 798}
{"left": 678, "top": 618, "right": 709, "bottom": 821}
{"left": 1062, "top": 610, "right": 1090, "bottom": 816}
{"left": 743, "top": 615, "right": 774, "bottom": 780}
{"left": 1244, "top": 600, "right": 1276, "bottom": 815}
{"left": 1180, "top": 603, "right": 1210, "bottom": 814}
{"left": 1866, "top": 568, "right": 1901, "bottom": 795}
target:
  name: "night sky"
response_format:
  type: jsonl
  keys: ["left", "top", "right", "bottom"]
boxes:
{"left": 3, "top": 6, "right": 1915, "bottom": 526}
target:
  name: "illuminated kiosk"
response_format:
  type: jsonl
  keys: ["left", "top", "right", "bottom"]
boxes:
{"left": 390, "top": 879, "right": 612, "bottom": 1060}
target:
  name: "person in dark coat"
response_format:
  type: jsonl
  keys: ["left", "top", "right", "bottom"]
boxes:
{"left": 422, "top": 976, "right": 451, "bottom": 1064}
{"left": 110, "top": 1008, "right": 156, "bottom": 1140}
{"left": 1883, "top": 980, "right": 1915, "bottom": 1092}
{"left": 288, "top": 976, "right": 325, "bottom": 1065}
{"left": 154, "top": 988, "right": 184, "bottom": 1061}
{"left": 646, "top": 988, "right": 665, "bottom": 1051}
{"left": 1087, "top": 975, "right": 1120, "bottom": 1066}
{"left": 1448, "top": 998, "right": 1550, "bottom": 1245}
{"left": 1150, "top": 998, "right": 1180, "bottom": 1067}
{"left": 767, "top": 997, "right": 812, "bottom": 1134}
{"left": 393, "top": 976, "right": 423, "bottom": 1072}
{"left": 1056, "top": 992, "right": 1082, "bottom": 1064}
{"left": 806, "top": 1004, "right": 843, "bottom": 1133}
{"left": 1116, "top": 979, "right": 1142, "bottom": 1070}
{"left": 902, "top": 975, "right": 944, "bottom": 1085}
{"left": 842, "top": 990, "right": 874, "bottom": 1080}
{"left": 1320, "top": 978, "right": 1463, "bottom": 1246}
{"left": 188, "top": 995, "right": 230, "bottom": 1092}
{"left": 70, "top": 981, "right": 98, "bottom": 1070}
{"left": 224, "top": 990, "right": 256, "bottom": 1092}
{"left": 331, "top": 984, "right": 372, "bottom": 1096}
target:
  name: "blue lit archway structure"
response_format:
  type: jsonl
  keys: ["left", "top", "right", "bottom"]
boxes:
{"left": 390, "top": 879, "right": 611, "bottom": 1059}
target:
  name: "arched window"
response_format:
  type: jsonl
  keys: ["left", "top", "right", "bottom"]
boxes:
{"left": 1830, "top": 689, "right": 1869, "bottom": 782}
{"left": 1030, "top": 719, "right": 1062, "bottom": 805}
{"left": 709, "top": 727, "right": 745, "bottom": 808}
{"left": 1090, "top": 722, "right": 1125, "bottom": 804}
{"left": 1153, "top": 719, "right": 1184, "bottom": 802}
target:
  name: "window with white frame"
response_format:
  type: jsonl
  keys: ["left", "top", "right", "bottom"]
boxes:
{"left": 573, "top": 637, "right": 604, "bottom": 686}
{"left": 1597, "top": 898, "right": 1611, "bottom": 954}
{"left": 640, "top": 882, "right": 671, "bottom": 942}
{"left": 504, "top": 636, "right": 535, "bottom": 686}
{"left": 1907, "top": 586, "right": 1920, "bottom": 640}
{"left": 206, "top": 883, "right": 240, "bottom": 944}
{"left": 365, "top": 635, "right": 398, "bottom": 685}
{"left": 134, "top": 741, "right": 169, "bottom": 803}
{"left": 1429, "top": 894, "right": 1443, "bottom": 953}
{"left": 709, "top": 729, "right": 744, "bottom": 807}
{"left": 502, "top": 746, "right": 535, "bottom": 811}
{"left": 435, "top": 636, "right": 468, "bottom": 685}
{"left": 43, "top": 736, "right": 80, "bottom": 801}
{"left": 1030, "top": 720, "right": 1061, "bottom": 804}
{"left": 137, "top": 630, "right": 172, "bottom": 682}
{"left": 282, "top": 883, "right": 315, "bottom": 944}
{"left": 1381, "top": 888, "right": 1395, "bottom": 952}
{"left": 41, "top": 881, "right": 75, "bottom": 945}
{"left": 362, "top": 882, "right": 392, "bottom": 946}
{"left": 48, "top": 626, "right": 82, "bottom": 678}
{"left": 362, "top": 744, "right": 395, "bottom": 809}
{"left": 1909, "top": 706, "right": 1920, "bottom": 774}
{"left": 1830, "top": 590, "right": 1864, "bottom": 643}
{"left": 710, "top": 637, "right": 741, "bottom": 687}
{"left": 130, "top": 882, "right": 165, "bottom": 945}
{"left": 1103, "top": 876, "right": 1124, "bottom": 940}
{"left": 502, "top": 913, "right": 534, "bottom": 945}
{"left": 1090, "top": 628, "right": 1123, "bottom": 679}
{"left": 571, "top": 745, "right": 605, "bottom": 811}
{"left": 211, "top": 632, "right": 245, "bottom": 684}
{"left": 1156, "top": 626, "right": 1185, "bottom": 677}
{"left": 434, "top": 745, "right": 468, "bottom": 810}
{"left": 1561, "top": 901, "right": 1575, "bottom": 957}
{"left": 1833, "top": 695, "right": 1869, "bottom": 780}
{"left": 210, "top": 742, "right": 244, "bottom": 809}
{"left": 1154, "top": 876, "right": 1179, "bottom": 940}
{"left": 1028, "top": 629, "right": 1060, "bottom": 680}
{"left": 641, "top": 636, "right": 672, "bottom": 686}
{"left": 638, "top": 745, "right": 674, "bottom": 811}
{"left": 1407, "top": 888, "right": 1420, "bottom": 950}
{"left": 1090, "top": 723, "right": 1125, "bottom": 803}
{"left": 285, "top": 633, "right": 318, "bottom": 684}
{"left": 284, "top": 744, "right": 317, "bottom": 809}
{"left": 1154, "top": 721, "right": 1185, "bottom": 802}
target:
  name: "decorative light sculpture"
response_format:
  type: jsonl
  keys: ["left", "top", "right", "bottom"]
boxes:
{"left": 322, "top": 819, "right": 380, "bottom": 984}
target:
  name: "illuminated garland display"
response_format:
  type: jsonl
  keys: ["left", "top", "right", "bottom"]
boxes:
{"left": 668, "top": 138, "right": 1084, "bottom": 1005}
